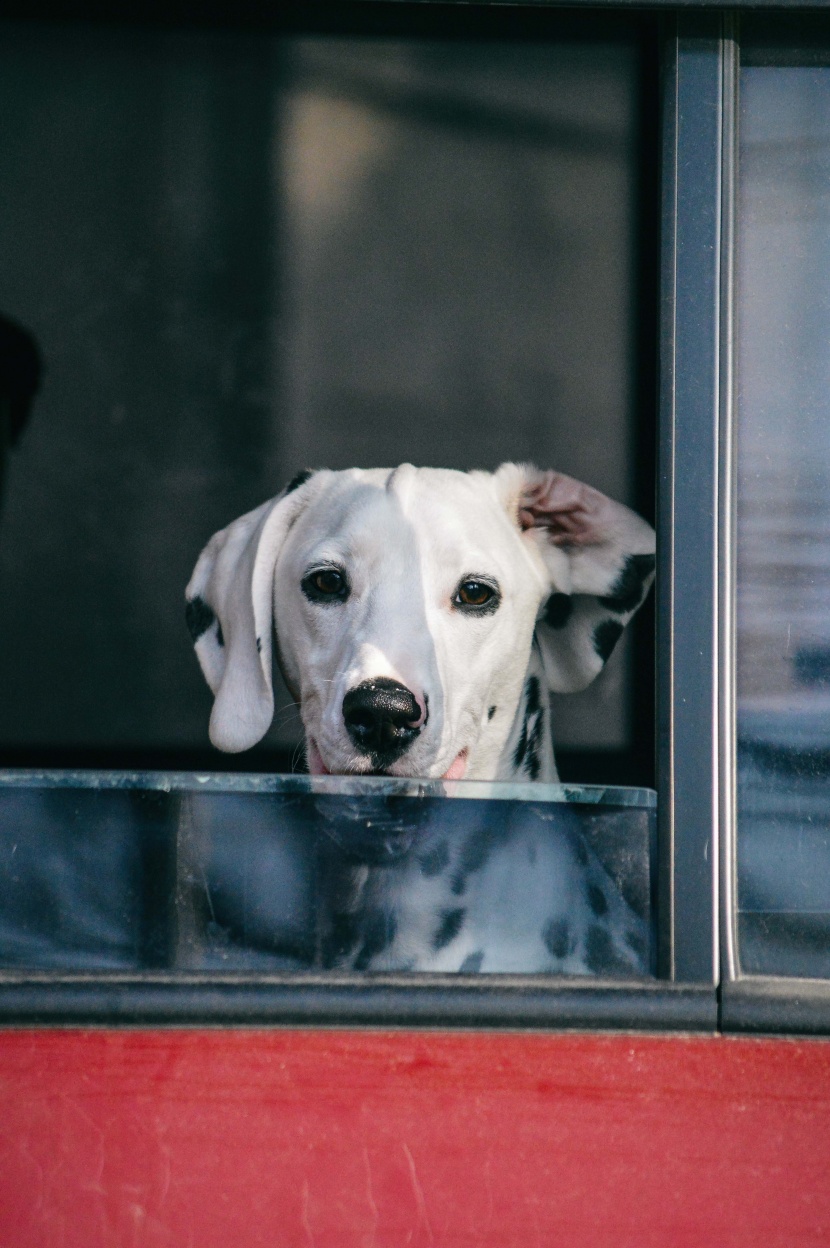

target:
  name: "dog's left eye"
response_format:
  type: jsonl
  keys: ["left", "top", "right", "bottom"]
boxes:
{"left": 453, "top": 579, "right": 500, "bottom": 613}
{"left": 302, "top": 568, "right": 349, "bottom": 603}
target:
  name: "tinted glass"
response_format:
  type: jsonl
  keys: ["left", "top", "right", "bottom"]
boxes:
{"left": 737, "top": 39, "right": 830, "bottom": 975}
{"left": 0, "top": 21, "right": 653, "bottom": 783}
{"left": 0, "top": 772, "right": 655, "bottom": 977}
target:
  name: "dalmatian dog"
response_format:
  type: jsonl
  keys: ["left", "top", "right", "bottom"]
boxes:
{"left": 187, "top": 463, "right": 655, "bottom": 976}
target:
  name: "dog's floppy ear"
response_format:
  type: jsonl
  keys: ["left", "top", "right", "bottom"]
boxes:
{"left": 185, "top": 471, "right": 322, "bottom": 752}
{"left": 496, "top": 463, "right": 655, "bottom": 694}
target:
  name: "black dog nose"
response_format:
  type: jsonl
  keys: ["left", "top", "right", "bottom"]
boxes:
{"left": 343, "top": 678, "right": 423, "bottom": 760}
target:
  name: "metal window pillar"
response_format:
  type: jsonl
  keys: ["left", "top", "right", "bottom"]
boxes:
{"left": 658, "top": 14, "right": 736, "bottom": 993}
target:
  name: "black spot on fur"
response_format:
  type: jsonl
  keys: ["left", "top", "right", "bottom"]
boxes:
{"left": 459, "top": 950, "right": 484, "bottom": 973}
{"left": 525, "top": 713, "right": 543, "bottom": 780}
{"left": 588, "top": 884, "right": 608, "bottom": 918}
{"left": 285, "top": 468, "right": 314, "bottom": 495}
{"left": 585, "top": 924, "right": 635, "bottom": 977}
{"left": 544, "top": 592, "right": 573, "bottom": 629}
{"left": 543, "top": 918, "right": 572, "bottom": 960}
{"left": 460, "top": 828, "right": 497, "bottom": 876}
{"left": 185, "top": 596, "right": 216, "bottom": 643}
{"left": 451, "top": 825, "right": 502, "bottom": 895}
{"left": 353, "top": 908, "right": 397, "bottom": 971}
{"left": 256, "top": 636, "right": 262, "bottom": 654}
{"left": 525, "top": 675, "right": 541, "bottom": 715}
{"left": 488, "top": 705, "right": 497, "bottom": 721}
{"left": 419, "top": 840, "right": 450, "bottom": 878}
{"left": 514, "top": 676, "right": 545, "bottom": 780}
{"left": 216, "top": 622, "right": 224, "bottom": 648}
{"left": 625, "top": 928, "right": 647, "bottom": 962}
{"left": 514, "top": 683, "right": 534, "bottom": 768}
{"left": 600, "top": 554, "right": 656, "bottom": 614}
{"left": 434, "top": 907, "right": 466, "bottom": 950}
{"left": 593, "top": 619, "right": 624, "bottom": 663}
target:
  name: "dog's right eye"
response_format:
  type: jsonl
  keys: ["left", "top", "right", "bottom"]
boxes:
{"left": 452, "top": 577, "right": 501, "bottom": 615}
{"left": 301, "top": 568, "right": 350, "bottom": 603}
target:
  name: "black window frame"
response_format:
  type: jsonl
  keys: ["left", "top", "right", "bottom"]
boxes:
{"left": 0, "top": 1, "right": 827, "bottom": 1035}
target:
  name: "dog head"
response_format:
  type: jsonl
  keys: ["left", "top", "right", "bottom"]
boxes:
{"left": 186, "top": 463, "right": 655, "bottom": 780}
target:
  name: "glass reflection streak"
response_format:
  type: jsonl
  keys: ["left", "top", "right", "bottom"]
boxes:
{"left": 0, "top": 773, "right": 655, "bottom": 978}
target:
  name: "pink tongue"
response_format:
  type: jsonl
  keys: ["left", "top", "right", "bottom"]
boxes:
{"left": 442, "top": 750, "right": 468, "bottom": 781}
{"left": 308, "top": 741, "right": 330, "bottom": 776}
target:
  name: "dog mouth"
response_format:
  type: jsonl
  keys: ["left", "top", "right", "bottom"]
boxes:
{"left": 307, "top": 738, "right": 468, "bottom": 782}
{"left": 441, "top": 750, "right": 469, "bottom": 781}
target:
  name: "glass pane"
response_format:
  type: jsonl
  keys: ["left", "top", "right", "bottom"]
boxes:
{"left": 737, "top": 47, "right": 830, "bottom": 976}
{"left": 0, "top": 772, "right": 655, "bottom": 977}
{"left": 0, "top": 20, "right": 654, "bottom": 786}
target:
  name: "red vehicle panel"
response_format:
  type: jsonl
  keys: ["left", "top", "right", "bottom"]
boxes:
{"left": 1, "top": 1028, "right": 829, "bottom": 1246}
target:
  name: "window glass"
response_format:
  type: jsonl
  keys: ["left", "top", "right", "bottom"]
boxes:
{"left": 0, "top": 772, "right": 655, "bottom": 977}
{"left": 0, "top": 19, "right": 657, "bottom": 989}
{"left": 737, "top": 39, "right": 830, "bottom": 975}
{"left": 0, "top": 20, "right": 654, "bottom": 786}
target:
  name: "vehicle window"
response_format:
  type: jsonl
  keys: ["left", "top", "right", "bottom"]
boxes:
{"left": 737, "top": 28, "right": 830, "bottom": 977}
{"left": 0, "top": 16, "right": 657, "bottom": 985}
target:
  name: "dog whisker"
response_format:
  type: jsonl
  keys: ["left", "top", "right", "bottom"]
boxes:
{"left": 290, "top": 737, "right": 308, "bottom": 775}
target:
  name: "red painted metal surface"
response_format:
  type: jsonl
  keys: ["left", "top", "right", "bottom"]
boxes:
{"left": 1, "top": 1028, "right": 829, "bottom": 1246}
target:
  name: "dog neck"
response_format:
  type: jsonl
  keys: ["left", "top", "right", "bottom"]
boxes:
{"left": 493, "top": 642, "right": 558, "bottom": 784}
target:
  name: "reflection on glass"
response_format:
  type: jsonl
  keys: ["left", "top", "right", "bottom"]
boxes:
{"left": 737, "top": 60, "right": 830, "bottom": 975}
{"left": 0, "top": 772, "right": 655, "bottom": 978}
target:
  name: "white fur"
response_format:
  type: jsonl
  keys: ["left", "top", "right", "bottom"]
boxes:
{"left": 186, "top": 463, "right": 655, "bottom": 783}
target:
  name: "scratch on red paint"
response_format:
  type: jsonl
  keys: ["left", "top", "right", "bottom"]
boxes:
{"left": 301, "top": 1178, "right": 317, "bottom": 1248}
{"left": 362, "top": 1141, "right": 379, "bottom": 1248}
{"left": 402, "top": 1142, "right": 434, "bottom": 1246}
{"left": 483, "top": 1149, "right": 494, "bottom": 1234}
